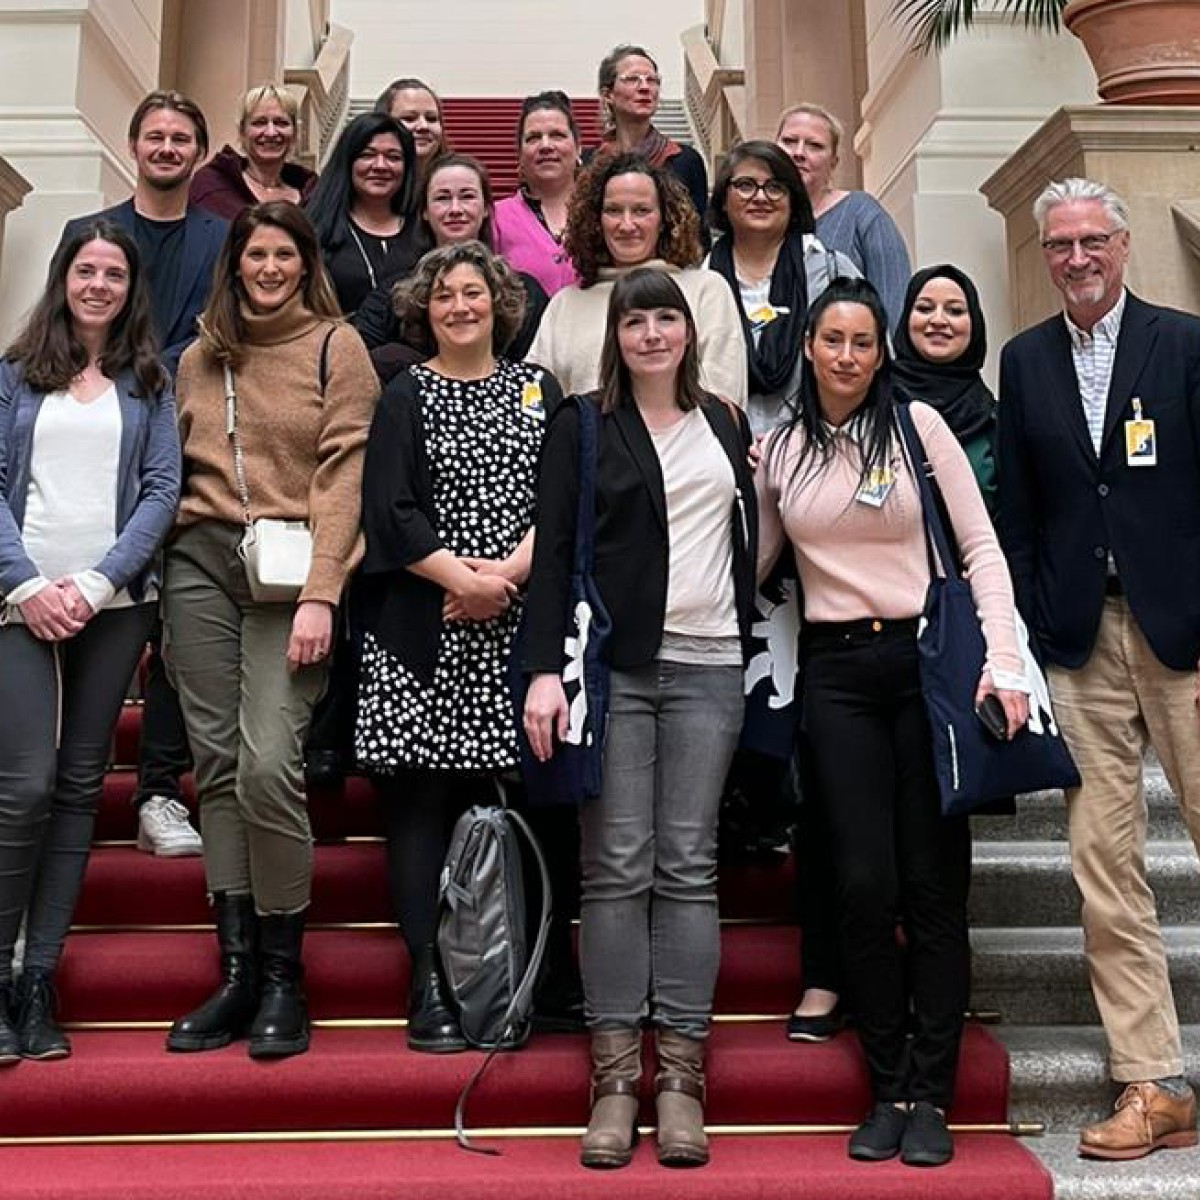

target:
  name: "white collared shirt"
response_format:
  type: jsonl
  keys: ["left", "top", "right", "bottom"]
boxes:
{"left": 1065, "top": 289, "right": 1127, "bottom": 456}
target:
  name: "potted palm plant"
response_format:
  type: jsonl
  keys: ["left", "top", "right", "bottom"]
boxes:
{"left": 892, "top": 0, "right": 1200, "bottom": 104}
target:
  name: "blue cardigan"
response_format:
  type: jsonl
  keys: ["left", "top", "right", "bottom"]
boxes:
{"left": 0, "top": 358, "right": 181, "bottom": 604}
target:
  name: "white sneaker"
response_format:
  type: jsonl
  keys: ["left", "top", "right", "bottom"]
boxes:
{"left": 137, "top": 796, "right": 203, "bottom": 857}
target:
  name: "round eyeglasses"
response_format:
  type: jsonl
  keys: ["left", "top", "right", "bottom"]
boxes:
{"left": 728, "top": 176, "right": 789, "bottom": 202}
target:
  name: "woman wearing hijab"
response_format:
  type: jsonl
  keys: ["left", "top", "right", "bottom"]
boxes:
{"left": 892, "top": 264, "right": 997, "bottom": 512}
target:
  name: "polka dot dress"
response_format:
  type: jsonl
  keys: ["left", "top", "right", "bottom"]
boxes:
{"left": 356, "top": 360, "right": 547, "bottom": 772}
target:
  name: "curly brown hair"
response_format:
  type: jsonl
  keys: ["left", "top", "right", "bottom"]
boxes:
{"left": 390, "top": 241, "right": 526, "bottom": 357}
{"left": 564, "top": 154, "right": 701, "bottom": 287}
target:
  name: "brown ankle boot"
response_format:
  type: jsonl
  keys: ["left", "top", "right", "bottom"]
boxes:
{"left": 654, "top": 1028, "right": 709, "bottom": 1167}
{"left": 580, "top": 1029, "right": 643, "bottom": 1169}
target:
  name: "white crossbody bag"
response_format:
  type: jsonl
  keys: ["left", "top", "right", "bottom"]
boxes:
{"left": 224, "top": 363, "right": 312, "bottom": 603}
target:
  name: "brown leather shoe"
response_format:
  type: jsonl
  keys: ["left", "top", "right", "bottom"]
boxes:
{"left": 1079, "top": 1082, "right": 1198, "bottom": 1161}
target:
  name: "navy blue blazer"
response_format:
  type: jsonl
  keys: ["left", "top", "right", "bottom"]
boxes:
{"left": 62, "top": 200, "right": 227, "bottom": 377}
{"left": 997, "top": 292, "right": 1200, "bottom": 672}
{"left": 0, "top": 359, "right": 181, "bottom": 604}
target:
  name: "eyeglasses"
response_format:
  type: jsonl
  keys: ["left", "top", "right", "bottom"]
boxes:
{"left": 728, "top": 176, "right": 788, "bottom": 202}
{"left": 616, "top": 72, "right": 661, "bottom": 88}
{"left": 1040, "top": 231, "right": 1120, "bottom": 257}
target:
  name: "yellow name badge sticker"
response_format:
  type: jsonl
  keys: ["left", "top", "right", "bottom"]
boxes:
{"left": 1124, "top": 398, "right": 1157, "bottom": 468}
{"left": 855, "top": 466, "right": 896, "bottom": 508}
{"left": 747, "top": 303, "right": 789, "bottom": 333}
{"left": 520, "top": 379, "right": 546, "bottom": 421}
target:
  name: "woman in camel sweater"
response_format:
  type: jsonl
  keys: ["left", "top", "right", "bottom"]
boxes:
{"left": 163, "top": 201, "right": 379, "bottom": 1061}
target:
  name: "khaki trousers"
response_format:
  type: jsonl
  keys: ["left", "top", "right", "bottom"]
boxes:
{"left": 163, "top": 522, "right": 328, "bottom": 914}
{"left": 1048, "top": 597, "right": 1200, "bottom": 1082}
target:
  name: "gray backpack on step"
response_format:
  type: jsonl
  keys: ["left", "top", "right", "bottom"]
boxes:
{"left": 437, "top": 795, "right": 552, "bottom": 1152}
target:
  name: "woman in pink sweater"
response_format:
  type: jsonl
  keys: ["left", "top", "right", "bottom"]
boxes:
{"left": 756, "top": 277, "right": 1028, "bottom": 1168}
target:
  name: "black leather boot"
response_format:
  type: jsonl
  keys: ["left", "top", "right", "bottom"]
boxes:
{"left": 17, "top": 970, "right": 70, "bottom": 1060}
{"left": 0, "top": 984, "right": 20, "bottom": 1065}
{"left": 406, "top": 944, "right": 466, "bottom": 1053}
{"left": 167, "top": 893, "right": 259, "bottom": 1052}
{"left": 248, "top": 911, "right": 309, "bottom": 1058}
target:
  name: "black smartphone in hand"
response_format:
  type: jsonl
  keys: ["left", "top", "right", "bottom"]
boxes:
{"left": 975, "top": 692, "right": 1009, "bottom": 740}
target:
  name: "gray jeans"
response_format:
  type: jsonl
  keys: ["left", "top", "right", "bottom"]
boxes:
{"left": 0, "top": 604, "right": 155, "bottom": 981}
{"left": 580, "top": 660, "right": 744, "bottom": 1040}
{"left": 163, "top": 522, "right": 327, "bottom": 914}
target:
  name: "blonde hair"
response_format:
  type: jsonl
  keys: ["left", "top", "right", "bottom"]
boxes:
{"left": 775, "top": 102, "right": 844, "bottom": 158}
{"left": 237, "top": 84, "right": 299, "bottom": 133}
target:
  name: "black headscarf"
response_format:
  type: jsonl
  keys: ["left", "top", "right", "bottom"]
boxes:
{"left": 893, "top": 263, "right": 995, "bottom": 442}
{"left": 709, "top": 228, "right": 808, "bottom": 396}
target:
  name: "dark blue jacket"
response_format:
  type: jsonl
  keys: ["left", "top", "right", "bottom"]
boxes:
{"left": 997, "top": 292, "right": 1200, "bottom": 671}
{"left": 62, "top": 200, "right": 227, "bottom": 377}
{"left": 0, "top": 358, "right": 181, "bottom": 603}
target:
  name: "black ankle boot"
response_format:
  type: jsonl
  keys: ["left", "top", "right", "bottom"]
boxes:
{"left": 167, "top": 893, "right": 259, "bottom": 1052}
{"left": 248, "top": 912, "right": 309, "bottom": 1058}
{"left": 0, "top": 984, "right": 20, "bottom": 1065}
{"left": 406, "top": 944, "right": 466, "bottom": 1053}
{"left": 17, "top": 971, "right": 70, "bottom": 1060}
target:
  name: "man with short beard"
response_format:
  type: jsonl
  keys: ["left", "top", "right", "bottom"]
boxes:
{"left": 63, "top": 91, "right": 226, "bottom": 375}
{"left": 59, "top": 91, "right": 227, "bottom": 858}
{"left": 997, "top": 176, "right": 1200, "bottom": 1163}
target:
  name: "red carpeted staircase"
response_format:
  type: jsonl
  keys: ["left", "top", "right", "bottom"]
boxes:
{"left": 440, "top": 98, "right": 604, "bottom": 197}
{"left": 0, "top": 701, "right": 1055, "bottom": 1199}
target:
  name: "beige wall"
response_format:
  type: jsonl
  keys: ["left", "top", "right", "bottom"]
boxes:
{"left": 0, "top": 0, "right": 331, "bottom": 341}
{"left": 744, "top": 0, "right": 861, "bottom": 191}
{"left": 857, "top": 0, "right": 1097, "bottom": 371}
{"left": 331, "top": 0, "right": 704, "bottom": 99}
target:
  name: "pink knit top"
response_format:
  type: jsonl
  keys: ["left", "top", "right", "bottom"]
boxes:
{"left": 492, "top": 192, "right": 579, "bottom": 296}
{"left": 756, "top": 401, "right": 1024, "bottom": 682}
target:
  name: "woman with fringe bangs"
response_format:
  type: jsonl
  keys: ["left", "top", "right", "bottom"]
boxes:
{"left": 523, "top": 267, "right": 757, "bottom": 1170}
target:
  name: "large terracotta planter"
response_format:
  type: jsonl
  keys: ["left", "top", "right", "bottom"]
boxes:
{"left": 1064, "top": 0, "right": 1200, "bottom": 103}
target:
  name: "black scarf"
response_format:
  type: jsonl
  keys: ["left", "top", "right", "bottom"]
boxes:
{"left": 892, "top": 263, "right": 995, "bottom": 442}
{"left": 709, "top": 229, "right": 808, "bottom": 396}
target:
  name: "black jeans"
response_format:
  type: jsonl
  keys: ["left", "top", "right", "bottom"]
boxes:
{"left": 0, "top": 604, "right": 156, "bottom": 981}
{"left": 801, "top": 621, "right": 971, "bottom": 1108}
{"left": 793, "top": 732, "right": 842, "bottom": 995}
{"left": 133, "top": 619, "right": 192, "bottom": 807}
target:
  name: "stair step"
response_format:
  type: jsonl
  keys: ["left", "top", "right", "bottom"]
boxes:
{"left": 998, "top": 1024, "right": 1200, "bottom": 1131}
{"left": 97, "top": 769, "right": 384, "bottom": 841}
{"left": 75, "top": 844, "right": 796, "bottom": 926}
{"left": 0, "top": 1132, "right": 1051, "bottom": 1200}
{"left": 970, "top": 764, "right": 1184, "bottom": 842}
{"left": 0, "top": 1022, "right": 1008, "bottom": 1139}
{"left": 56, "top": 924, "right": 801, "bottom": 1023}
{"left": 970, "top": 926, "right": 1200, "bottom": 1024}
{"left": 1023, "top": 1131, "right": 1200, "bottom": 1199}
{"left": 968, "top": 840, "right": 1200, "bottom": 927}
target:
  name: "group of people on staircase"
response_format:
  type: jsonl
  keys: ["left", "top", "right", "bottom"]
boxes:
{"left": 1, "top": 37, "right": 1199, "bottom": 1181}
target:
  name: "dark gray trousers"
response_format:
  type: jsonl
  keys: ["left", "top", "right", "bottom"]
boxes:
{"left": 0, "top": 603, "right": 155, "bottom": 982}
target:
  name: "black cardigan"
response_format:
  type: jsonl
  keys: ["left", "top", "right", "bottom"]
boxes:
{"left": 356, "top": 365, "right": 563, "bottom": 684}
{"left": 522, "top": 394, "right": 757, "bottom": 674}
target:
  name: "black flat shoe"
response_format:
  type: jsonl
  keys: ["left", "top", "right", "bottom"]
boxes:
{"left": 785, "top": 1002, "right": 845, "bottom": 1043}
{"left": 901, "top": 1102, "right": 954, "bottom": 1167}
{"left": 17, "top": 972, "right": 71, "bottom": 1061}
{"left": 849, "top": 1102, "right": 908, "bottom": 1162}
{"left": 0, "top": 986, "right": 20, "bottom": 1065}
